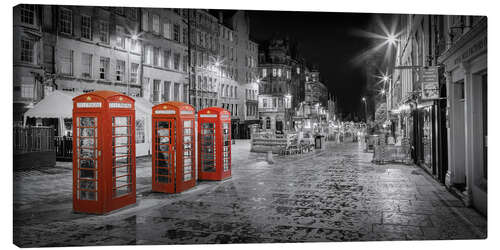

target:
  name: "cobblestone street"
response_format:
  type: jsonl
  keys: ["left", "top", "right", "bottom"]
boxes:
{"left": 13, "top": 140, "right": 486, "bottom": 246}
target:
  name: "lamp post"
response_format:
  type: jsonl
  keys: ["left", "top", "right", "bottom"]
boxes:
{"left": 362, "top": 97, "right": 367, "bottom": 122}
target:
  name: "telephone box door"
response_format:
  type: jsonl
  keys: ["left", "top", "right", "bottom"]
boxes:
{"left": 177, "top": 119, "right": 195, "bottom": 191}
{"left": 152, "top": 119, "right": 176, "bottom": 193}
{"left": 73, "top": 114, "right": 102, "bottom": 213}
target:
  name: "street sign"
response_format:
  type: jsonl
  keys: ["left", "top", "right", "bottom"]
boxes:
{"left": 421, "top": 66, "right": 440, "bottom": 100}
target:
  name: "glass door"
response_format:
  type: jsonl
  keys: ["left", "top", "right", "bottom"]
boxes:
{"left": 154, "top": 119, "right": 175, "bottom": 190}
{"left": 112, "top": 116, "right": 133, "bottom": 198}
{"left": 76, "top": 116, "right": 99, "bottom": 201}
{"left": 222, "top": 122, "right": 231, "bottom": 172}
{"left": 200, "top": 122, "right": 216, "bottom": 172}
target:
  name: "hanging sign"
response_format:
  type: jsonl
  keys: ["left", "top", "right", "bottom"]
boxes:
{"left": 421, "top": 66, "right": 440, "bottom": 100}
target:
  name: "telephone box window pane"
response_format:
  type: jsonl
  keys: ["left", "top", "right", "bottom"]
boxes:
{"left": 80, "top": 127, "right": 95, "bottom": 137}
{"left": 114, "top": 136, "right": 129, "bottom": 146}
{"left": 183, "top": 136, "right": 191, "bottom": 143}
{"left": 113, "top": 116, "right": 129, "bottom": 126}
{"left": 80, "top": 169, "right": 95, "bottom": 179}
{"left": 114, "top": 126, "right": 129, "bottom": 136}
{"left": 79, "top": 191, "right": 96, "bottom": 201}
{"left": 183, "top": 128, "right": 191, "bottom": 135}
{"left": 79, "top": 159, "right": 96, "bottom": 169}
{"left": 115, "top": 146, "right": 130, "bottom": 156}
{"left": 80, "top": 138, "right": 95, "bottom": 147}
{"left": 158, "top": 129, "right": 170, "bottom": 137}
{"left": 158, "top": 121, "right": 170, "bottom": 128}
{"left": 184, "top": 144, "right": 192, "bottom": 150}
{"left": 80, "top": 117, "right": 96, "bottom": 127}
{"left": 184, "top": 120, "right": 192, "bottom": 127}
{"left": 80, "top": 148, "right": 95, "bottom": 158}
{"left": 79, "top": 180, "right": 97, "bottom": 191}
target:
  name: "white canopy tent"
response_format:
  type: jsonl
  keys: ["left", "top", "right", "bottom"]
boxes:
{"left": 23, "top": 90, "right": 153, "bottom": 156}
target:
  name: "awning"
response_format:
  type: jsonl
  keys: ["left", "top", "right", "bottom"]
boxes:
{"left": 24, "top": 90, "right": 77, "bottom": 120}
{"left": 24, "top": 90, "right": 153, "bottom": 121}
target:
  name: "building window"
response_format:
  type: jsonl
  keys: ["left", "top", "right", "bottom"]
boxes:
{"left": 99, "top": 21, "right": 109, "bottom": 44}
{"left": 127, "top": 8, "right": 138, "bottom": 20}
{"left": 20, "top": 5, "right": 35, "bottom": 25}
{"left": 163, "top": 22, "right": 172, "bottom": 39}
{"left": 163, "top": 49, "right": 171, "bottom": 68}
{"left": 182, "top": 27, "right": 188, "bottom": 45}
{"left": 81, "top": 15, "right": 92, "bottom": 40}
{"left": 183, "top": 55, "right": 188, "bottom": 72}
{"left": 266, "top": 117, "right": 271, "bottom": 129}
{"left": 59, "top": 8, "right": 72, "bottom": 35}
{"left": 116, "top": 25, "right": 125, "bottom": 49}
{"left": 130, "top": 63, "right": 139, "bottom": 84}
{"left": 21, "top": 84, "right": 33, "bottom": 98}
{"left": 116, "top": 60, "right": 125, "bottom": 82}
{"left": 20, "top": 38, "right": 34, "bottom": 63}
{"left": 145, "top": 46, "right": 153, "bottom": 65}
{"left": 99, "top": 57, "right": 110, "bottom": 80}
{"left": 153, "top": 79, "right": 160, "bottom": 102}
{"left": 286, "top": 70, "right": 291, "bottom": 79}
{"left": 163, "top": 81, "right": 171, "bottom": 101}
{"left": 153, "top": 47, "right": 160, "bottom": 67}
{"left": 262, "top": 68, "right": 267, "bottom": 78}
{"left": 272, "top": 68, "right": 277, "bottom": 77}
{"left": 173, "top": 53, "right": 180, "bottom": 70}
{"left": 296, "top": 67, "right": 300, "bottom": 74}
{"left": 81, "top": 53, "right": 92, "bottom": 78}
{"left": 277, "top": 69, "right": 282, "bottom": 77}
{"left": 141, "top": 11, "right": 148, "bottom": 31}
{"left": 152, "top": 14, "right": 160, "bottom": 33}
{"left": 131, "top": 39, "right": 140, "bottom": 53}
{"left": 173, "top": 23, "right": 180, "bottom": 42}
{"left": 174, "top": 83, "right": 180, "bottom": 101}
{"left": 60, "top": 48, "right": 73, "bottom": 76}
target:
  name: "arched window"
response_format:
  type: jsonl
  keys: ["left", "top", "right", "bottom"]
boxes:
{"left": 266, "top": 117, "right": 271, "bottom": 129}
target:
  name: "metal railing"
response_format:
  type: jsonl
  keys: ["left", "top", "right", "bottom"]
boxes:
{"left": 13, "top": 126, "right": 55, "bottom": 154}
{"left": 55, "top": 136, "right": 73, "bottom": 161}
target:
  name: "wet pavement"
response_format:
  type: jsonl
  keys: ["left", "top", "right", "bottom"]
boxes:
{"left": 13, "top": 140, "right": 486, "bottom": 247}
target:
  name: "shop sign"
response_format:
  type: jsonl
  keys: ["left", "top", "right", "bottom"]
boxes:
{"left": 421, "top": 66, "right": 440, "bottom": 100}
{"left": 76, "top": 102, "right": 102, "bottom": 108}
{"left": 109, "top": 102, "right": 131, "bottom": 109}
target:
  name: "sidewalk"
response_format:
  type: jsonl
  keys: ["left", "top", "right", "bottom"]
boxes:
{"left": 13, "top": 139, "right": 272, "bottom": 226}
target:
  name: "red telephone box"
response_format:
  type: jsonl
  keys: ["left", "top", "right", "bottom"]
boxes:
{"left": 197, "top": 107, "right": 232, "bottom": 181}
{"left": 152, "top": 102, "right": 196, "bottom": 193}
{"left": 72, "top": 90, "right": 136, "bottom": 214}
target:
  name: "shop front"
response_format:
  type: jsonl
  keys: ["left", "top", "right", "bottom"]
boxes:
{"left": 439, "top": 17, "right": 487, "bottom": 215}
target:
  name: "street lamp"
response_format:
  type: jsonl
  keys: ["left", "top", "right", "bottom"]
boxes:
{"left": 362, "top": 97, "right": 367, "bottom": 122}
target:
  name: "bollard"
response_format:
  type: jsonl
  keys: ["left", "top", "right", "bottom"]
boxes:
{"left": 267, "top": 151, "right": 274, "bottom": 164}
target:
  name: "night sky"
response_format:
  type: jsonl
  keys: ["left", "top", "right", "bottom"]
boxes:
{"left": 247, "top": 10, "right": 374, "bottom": 118}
